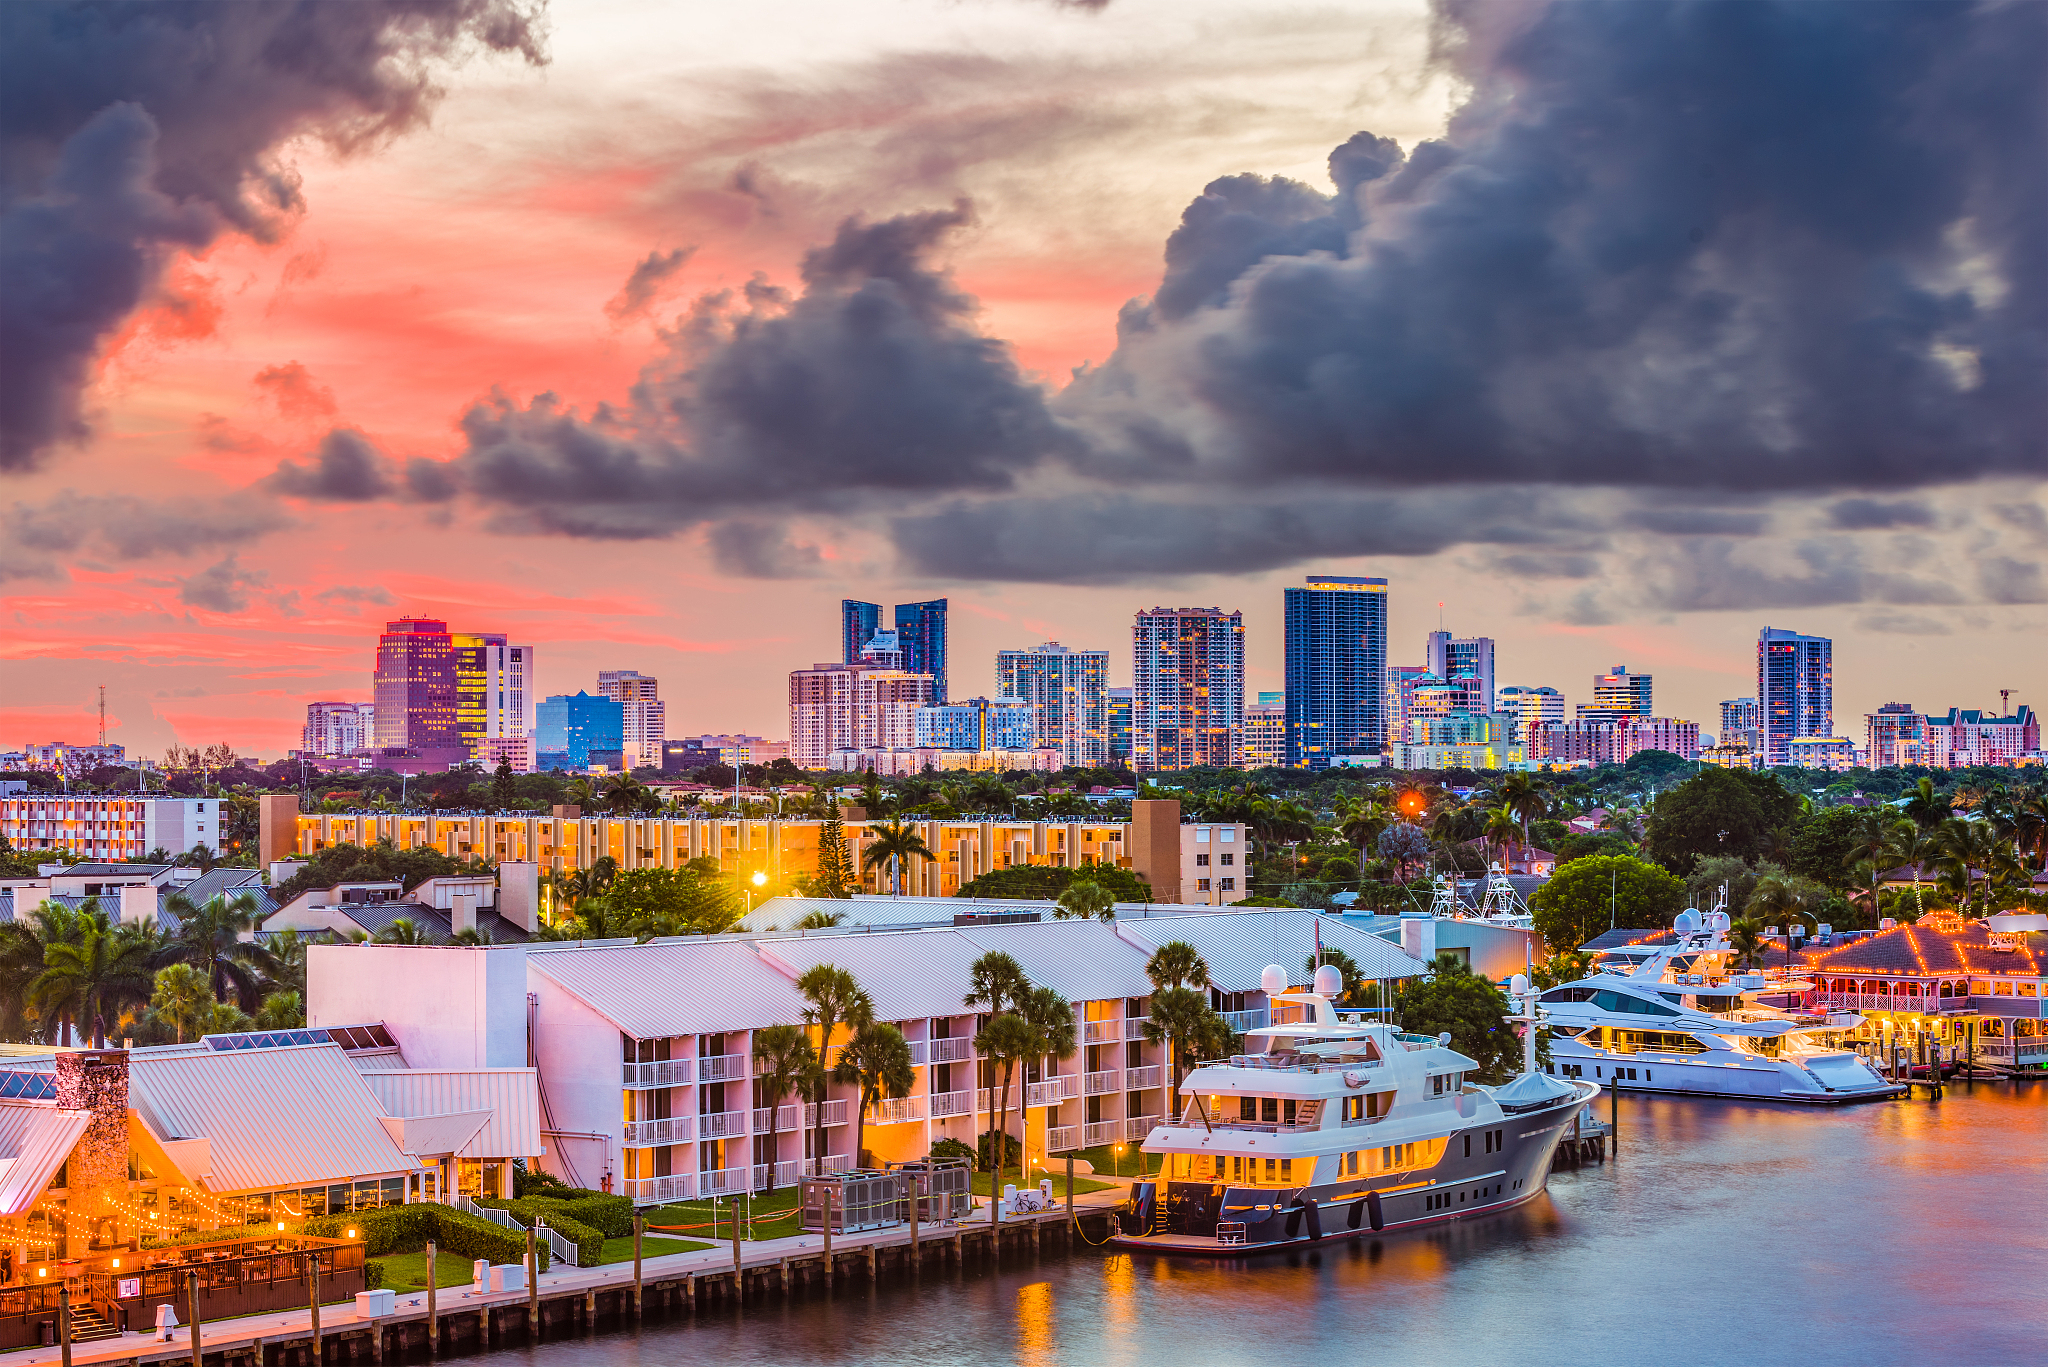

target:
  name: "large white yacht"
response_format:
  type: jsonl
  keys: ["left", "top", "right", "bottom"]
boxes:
{"left": 1539, "top": 910, "right": 1902, "bottom": 1104}
{"left": 1113, "top": 964, "right": 1598, "bottom": 1254}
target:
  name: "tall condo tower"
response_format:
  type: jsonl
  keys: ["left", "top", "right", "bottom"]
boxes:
{"left": 1758, "top": 627, "right": 1833, "bottom": 766}
{"left": 841, "top": 601, "right": 882, "bottom": 665}
{"left": 597, "top": 669, "right": 666, "bottom": 768}
{"left": 1424, "top": 630, "right": 1495, "bottom": 710}
{"left": 894, "top": 599, "right": 949, "bottom": 703}
{"left": 1132, "top": 607, "right": 1245, "bottom": 772}
{"left": 1284, "top": 576, "right": 1389, "bottom": 768}
{"left": 996, "top": 642, "right": 1109, "bottom": 768}
{"left": 373, "top": 618, "right": 457, "bottom": 749}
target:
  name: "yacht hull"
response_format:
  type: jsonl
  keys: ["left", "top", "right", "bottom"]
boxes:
{"left": 1546, "top": 1044, "right": 1904, "bottom": 1104}
{"left": 1110, "top": 1086, "right": 1594, "bottom": 1256}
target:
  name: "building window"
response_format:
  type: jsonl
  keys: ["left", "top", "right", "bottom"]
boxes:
{"left": 1197, "top": 878, "right": 1211, "bottom": 891}
{"left": 1219, "top": 853, "right": 1233, "bottom": 865}
{"left": 1195, "top": 854, "right": 1210, "bottom": 866}
{"left": 1220, "top": 879, "right": 1235, "bottom": 891}
{"left": 1219, "top": 829, "right": 1233, "bottom": 842}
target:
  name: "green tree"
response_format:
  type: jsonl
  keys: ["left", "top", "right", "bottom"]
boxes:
{"left": 490, "top": 760, "right": 518, "bottom": 809}
{"left": 374, "top": 917, "right": 436, "bottom": 945}
{"left": 1787, "top": 806, "right": 1872, "bottom": 890}
{"left": 1397, "top": 954, "right": 1520, "bottom": 1082}
{"left": 1901, "top": 776, "right": 1952, "bottom": 830}
{"left": 1643, "top": 768, "right": 1783, "bottom": 873}
{"left": 796, "top": 909, "right": 846, "bottom": 929}
{"left": 150, "top": 963, "right": 216, "bottom": 1044}
{"left": 1303, "top": 948, "right": 1376, "bottom": 1009}
{"left": 164, "top": 891, "right": 277, "bottom": 1010}
{"left": 1531, "top": 950, "right": 1595, "bottom": 990}
{"left": 1495, "top": 771, "right": 1550, "bottom": 845}
{"left": 1144, "top": 940, "right": 1210, "bottom": 991}
{"left": 32, "top": 917, "right": 153, "bottom": 1048}
{"left": 955, "top": 864, "right": 1151, "bottom": 903}
{"left": 1726, "top": 918, "right": 1767, "bottom": 971}
{"left": 752, "top": 1023, "right": 819, "bottom": 1194}
{"left": 796, "top": 964, "right": 873, "bottom": 1177}
{"left": 254, "top": 991, "right": 305, "bottom": 1030}
{"left": 1144, "top": 987, "right": 1233, "bottom": 1124}
{"left": 1053, "top": 880, "right": 1115, "bottom": 922}
{"left": 812, "top": 814, "right": 857, "bottom": 898}
{"left": 859, "top": 820, "right": 936, "bottom": 896}
{"left": 1020, "top": 983, "right": 1078, "bottom": 1175}
{"left": 604, "top": 866, "right": 743, "bottom": 938}
{"left": 1528, "top": 855, "right": 1686, "bottom": 951}
{"left": 1682, "top": 855, "right": 1783, "bottom": 918}
{"left": 971, "top": 1012, "right": 1036, "bottom": 1183}
{"left": 836, "top": 1020, "right": 916, "bottom": 1169}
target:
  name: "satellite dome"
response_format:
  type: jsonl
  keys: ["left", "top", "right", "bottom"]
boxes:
{"left": 1706, "top": 911, "right": 1731, "bottom": 934}
{"left": 1675, "top": 910, "right": 1701, "bottom": 934}
{"left": 1260, "top": 964, "right": 1288, "bottom": 995}
{"left": 1509, "top": 973, "right": 1529, "bottom": 998}
{"left": 1313, "top": 963, "right": 1343, "bottom": 997}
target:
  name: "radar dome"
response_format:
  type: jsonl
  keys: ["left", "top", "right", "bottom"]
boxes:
{"left": 1706, "top": 911, "right": 1731, "bottom": 934}
{"left": 1674, "top": 910, "right": 1701, "bottom": 934}
{"left": 1260, "top": 964, "right": 1288, "bottom": 995}
{"left": 1313, "top": 963, "right": 1343, "bottom": 997}
{"left": 1510, "top": 973, "right": 1529, "bottom": 998}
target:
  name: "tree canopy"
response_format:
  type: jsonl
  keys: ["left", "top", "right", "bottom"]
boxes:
{"left": 954, "top": 862, "right": 1151, "bottom": 903}
{"left": 1642, "top": 768, "right": 1797, "bottom": 873}
{"left": 1397, "top": 955, "right": 1522, "bottom": 1083}
{"left": 1528, "top": 855, "right": 1687, "bottom": 951}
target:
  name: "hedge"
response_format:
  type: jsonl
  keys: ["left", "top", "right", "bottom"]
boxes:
{"left": 301, "top": 1202, "right": 546, "bottom": 1271}
{"left": 476, "top": 1196, "right": 620, "bottom": 1264}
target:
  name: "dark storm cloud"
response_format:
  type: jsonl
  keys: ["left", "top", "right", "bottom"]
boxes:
{"left": 0, "top": 0, "right": 548, "bottom": 471}
{"left": 605, "top": 247, "right": 697, "bottom": 321}
{"left": 177, "top": 553, "right": 267, "bottom": 614}
{"left": 450, "top": 203, "right": 1075, "bottom": 537}
{"left": 1827, "top": 497, "right": 1938, "bottom": 531}
{"left": 264, "top": 428, "right": 395, "bottom": 501}
{"left": 0, "top": 490, "right": 294, "bottom": 581}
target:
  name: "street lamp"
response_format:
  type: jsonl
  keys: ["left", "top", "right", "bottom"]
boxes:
{"left": 744, "top": 869, "right": 768, "bottom": 916}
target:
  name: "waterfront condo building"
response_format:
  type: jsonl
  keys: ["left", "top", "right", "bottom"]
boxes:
{"left": 1758, "top": 627, "right": 1833, "bottom": 767}
{"left": 1721, "top": 697, "right": 1762, "bottom": 752}
{"left": 597, "top": 670, "right": 667, "bottom": 768}
{"left": 1132, "top": 607, "right": 1244, "bottom": 771}
{"left": 1284, "top": 575, "right": 1389, "bottom": 768}
{"left": 1495, "top": 686, "right": 1565, "bottom": 744}
{"left": 534, "top": 693, "right": 625, "bottom": 771}
{"left": 996, "top": 642, "right": 1109, "bottom": 768}
{"left": 1865, "top": 703, "right": 2039, "bottom": 768}
{"left": 1577, "top": 665, "right": 1653, "bottom": 722}
{"left": 1424, "top": 630, "right": 1494, "bottom": 711}
{"left": 1243, "top": 692, "right": 1287, "bottom": 769}
{"left": 301, "top": 701, "right": 373, "bottom": 758}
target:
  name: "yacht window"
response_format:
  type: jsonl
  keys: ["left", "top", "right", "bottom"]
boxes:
{"left": 1283, "top": 1099, "right": 1298, "bottom": 1125}
{"left": 1240, "top": 1097, "right": 1257, "bottom": 1121}
{"left": 1261, "top": 1097, "right": 1279, "bottom": 1124}
{"left": 1345, "top": 1151, "right": 1360, "bottom": 1176}
{"left": 1343, "top": 1096, "right": 1364, "bottom": 1122}
{"left": 1542, "top": 987, "right": 1597, "bottom": 1003}
{"left": 1231, "top": 1156, "right": 1244, "bottom": 1181}
{"left": 1279, "top": 1159, "right": 1293, "bottom": 1182}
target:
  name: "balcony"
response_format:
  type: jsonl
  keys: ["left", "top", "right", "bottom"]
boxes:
{"left": 1083, "top": 1069, "right": 1122, "bottom": 1096}
{"left": 1124, "top": 1065, "right": 1163, "bottom": 1090}
{"left": 1047, "top": 1125, "right": 1081, "bottom": 1153}
{"left": 1124, "top": 1017, "right": 1153, "bottom": 1041}
{"left": 699, "top": 1108, "right": 750, "bottom": 1140}
{"left": 930, "top": 1089, "right": 974, "bottom": 1119}
{"left": 623, "top": 1058, "right": 692, "bottom": 1089}
{"left": 930, "top": 1037, "right": 975, "bottom": 1064}
{"left": 1819, "top": 991, "right": 1971, "bottom": 1015}
{"left": 1082, "top": 1119, "right": 1123, "bottom": 1148}
{"left": 906, "top": 1040, "right": 929, "bottom": 1066}
{"left": 623, "top": 1173, "right": 695, "bottom": 1203}
{"left": 1220, "top": 1008, "right": 1271, "bottom": 1033}
{"left": 753, "top": 1104, "right": 800, "bottom": 1134}
{"left": 868, "top": 1095, "right": 927, "bottom": 1125}
{"left": 1082, "top": 1020, "right": 1123, "bottom": 1045}
{"left": 806, "top": 1099, "right": 849, "bottom": 1128}
{"left": 698, "top": 1052, "right": 750, "bottom": 1083}
{"left": 1025, "top": 1074, "right": 1081, "bottom": 1108}
{"left": 622, "top": 1115, "right": 694, "bottom": 1146}
{"left": 697, "top": 1165, "right": 752, "bottom": 1196}
{"left": 752, "top": 1159, "right": 805, "bottom": 1190}
{"left": 1125, "top": 1114, "right": 1161, "bottom": 1140}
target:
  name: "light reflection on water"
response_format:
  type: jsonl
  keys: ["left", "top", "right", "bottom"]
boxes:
{"left": 498, "top": 1085, "right": 2046, "bottom": 1367}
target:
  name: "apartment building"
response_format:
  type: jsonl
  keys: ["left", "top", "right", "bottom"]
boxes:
{"left": 0, "top": 795, "right": 219, "bottom": 859}
{"left": 996, "top": 642, "right": 1109, "bottom": 768}
{"left": 1242, "top": 692, "right": 1287, "bottom": 770}
{"left": 596, "top": 670, "right": 667, "bottom": 768}
{"left": 1132, "top": 607, "right": 1245, "bottom": 771}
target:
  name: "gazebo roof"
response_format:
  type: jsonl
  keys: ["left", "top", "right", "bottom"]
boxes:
{"left": 1799, "top": 910, "right": 2045, "bottom": 978}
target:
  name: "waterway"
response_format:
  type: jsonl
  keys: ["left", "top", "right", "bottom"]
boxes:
{"left": 506, "top": 1083, "right": 2044, "bottom": 1367}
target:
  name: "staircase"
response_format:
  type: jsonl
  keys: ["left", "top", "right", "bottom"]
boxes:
{"left": 67, "top": 1305, "right": 124, "bottom": 1343}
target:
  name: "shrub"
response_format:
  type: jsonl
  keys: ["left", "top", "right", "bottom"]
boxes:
{"left": 976, "top": 1130, "right": 1019, "bottom": 1174}
{"left": 301, "top": 1202, "right": 544, "bottom": 1271}
{"left": 363, "top": 1259, "right": 385, "bottom": 1289}
{"left": 928, "top": 1137, "right": 976, "bottom": 1169}
{"left": 481, "top": 1193, "right": 635, "bottom": 1239}
{"left": 477, "top": 1197, "right": 610, "bottom": 1264}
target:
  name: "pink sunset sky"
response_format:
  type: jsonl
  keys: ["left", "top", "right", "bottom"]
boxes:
{"left": 3, "top": 0, "right": 2041, "bottom": 759}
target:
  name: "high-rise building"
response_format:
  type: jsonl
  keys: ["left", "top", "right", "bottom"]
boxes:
{"left": 1132, "top": 607, "right": 1244, "bottom": 772}
{"left": 894, "top": 600, "right": 949, "bottom": 703}
{"left": 451, "top": 634, "right": 536, "bottom": 760}
{"left": 1495, "top": 686, "right": 1564, "bottom": 744}
{"left": 1865, "top": 703, "right": 1931, "bottom": 768}
{"left": 1720, "top": 697, "right": 1762, "bottom": 752}
{"left": 535, "top": 692, "right": 625, "bottom": 770}
{"left": 1107, "top": 687, "right": 1134, "bottom": 767}
{"left": 597, "top": 670, "right": 666, "bottom": 768}
{"left": 1284, "top": 576, "right": 1389, "bottom": 769}
{"left": 915, "top": 697, "right": 1036, "bottom": 751}
{"left": 1244, "top": 692, "right": 1287, "bottom": 769}
{"left": 858, "top": 630, "right": 907, "bottom": 670}
{"left": 1577, "top": 665, "right": 1653, "bottom": 722}
{"left": 841, "top": 601, "right": 882, "bottom": 665}
{"left": 1758, "top": 628, "right": 1832, "bottom": 766}
{"left": 373, "top": 618, "right": 458, "bottom": 750}
{"left": 1622, "top": 718, "right": 1702, "bottom": 760}
{"left": 301, "top": 702, "right": 373, "bottom": 758}
{"left": 1385, "top": 665, "right": 1434, "bottom": 746}
{"left": 1867, "top": 704, "right": 2038, "bottom": 768}
{"left": 1424, "top": 630, "right": 1495, "bottom": 710}
{"left": 996, "top": 642, "right": 1109, "bottom": 769}
{"left": 788, "top": 661, "right": 937, "bottom": 767}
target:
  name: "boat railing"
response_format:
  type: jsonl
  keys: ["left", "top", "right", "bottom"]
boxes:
{"left": 1216, "top": 1222, "right": 1247, "bottom": 1246}
{"left": 1225, "top": 1053, "right": 1383, "bottom": 1073}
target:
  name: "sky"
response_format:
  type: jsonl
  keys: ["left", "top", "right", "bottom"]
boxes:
{"left": 2, "top": 0, "right": 2043, "bottom": 760}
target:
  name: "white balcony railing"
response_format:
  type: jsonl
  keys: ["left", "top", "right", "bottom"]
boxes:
{"left": 623, "top": 1058, "right": 692, "bottom": 1089}
{"left": 753, "top": 1104, "right": 799, "bottom": 1134}
{"left": 1220, "top": 1008, "right": 1271, "bottom": 1033}
{"left": 930, "top": 1089, "right": 974, "bottom": 1119}
{"left": 906, "top": 1040, "right": 929, "bottom": 1066}
{"left": 623, "top": 1173, "right": 695, "bottom": 1203}
{"left": 806, "top": 1099, "right": 849, "bottom": 1128}
{"left": 1082, "top": 1119, "right": 1122, "bottom": 1148}
{"left": 1025, "top": 1074, "right": 1082, "bottom": 1108}
{"left": 1125, "top": 1114, "right": 1161, "bottom": 1140}
{"left": 1817, "top": 991, "right": 1972, "bottom": 1015}
{"left": 1047, "top": 1125, "right": 1080, "bottom": 1153}
{"left": 699, "top": 1108, "right": 750, "bottom": 1139}
{"left": 697, "top": 1165, "right": 751, "bottom": 1196}
{"left": 752, "top": 1159, "right": 805, "bottom": 1190}
{"left": 698, "top": 1052, "right": 750, "bottom": 1082}
{"left": 869, "top": 1095, "right": 927, "bottom": 1125}
{"left": 930, "top": 1037, "right": 975, "bottom": 1064}
{"left": 1083, "top": 1069, "right": 1122, "bottom": 1096}
{"left": 622, "top": 1115, "right": 693, "bottom": 1146}
{"left": 1124, "top": 1017, "right": 1153, "bottom": 1041}
{"left": 1124, "top": 1065, "right": 1163, "bottom": 1089}
{"left": 1082, "top": 1020, "right": 1123, "bottom": 1045}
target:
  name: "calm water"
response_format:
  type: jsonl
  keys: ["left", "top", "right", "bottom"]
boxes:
{"left": 506, "top": 1084, "right": 2045, "bottom": 1367}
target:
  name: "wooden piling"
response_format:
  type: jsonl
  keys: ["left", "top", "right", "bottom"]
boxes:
{"left": 424, "top": 1243, "right": 438, "bottom": 1357}
{"left": 526, "top": 1226, "right": 539, "bottom": 1342}
{"left": 822, "top": 1187, "right": 834, "bottom": 1288}
{"left": 631, "top": 1217, "right": 644, "bottom": 1321}
{"left": 189, "top": 1271, "right": 205, "bottom": 1367}
{"left": 57, "top": 1284, "right": 72, "bottom": 1367}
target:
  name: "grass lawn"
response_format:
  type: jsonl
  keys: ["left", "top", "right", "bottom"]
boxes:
{"left": 1069, "top": 1145, "right": 1159, "bottom": 1182}
{"left": 373, "top": 1250, "right": 487, "bottom": 1292}
{"left": 969, "top": 1170, "right": 1114, "bottom": 1198}
{"left": 597, "top": 1236, "right": 708, "bottom": 1262}
{"left": 639, "top": 1184, "right": 805, "bottom": 1242}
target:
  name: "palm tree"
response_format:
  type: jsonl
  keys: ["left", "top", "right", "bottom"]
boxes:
{"left": 752, "top": 1023, "right": 818, "bottom": 1194}
{"left": 264, "top": 928, "right": 311, "bottom": 998}
{"left": 859, "top": 820, "right": 936, "bottom": 896}
{"left": 165, "top": 891, "right": 278, "bottom": 1010}
{"left": 1902, "top": 777, "right": 1951, "bottom": 830}
{"left": 150, "top": 963, "right": 216, "bottom": 1044}
{"left": 1726, "top": 918, "right": 1766, "bottom": 972}
{"left": 32, "top": 918, "right": 153, "bottom": 1048}
{"left": 1483, "top": 807, "right": 1522, "bottom": 869}
{"left": 963, "top": 949, "right": 1031, "bottom": 1150}
{"left": 964, "top": 774, "right": 1014, "bottom": 816}
{"left": 797, "top": 909, "right": 847, "bottom": 929}
{"left": 1336, "top": 796, "right": 1394, "bottom": 860}
{"left": 374, "top": 917, "right": 436, "bottom": 945}
{"left": 1496, "top": 771, "right": 1549, "bottom": 846}
{"left": 1144, "top": 941, "right": 1209, "bottom": 992}
{"left": 449, "top": 925, "right": 494, "bottom": 947}
{"left": 602, "top": 773, "right": 653, "bottom": 816}
{"left": 1144, "top": 987, "right": 1228, "bottom": 1129}
{"left": 837, "top": 1020, "right": 915, "bottom": 1169}
{"left": 1053, "top": 880, "right": 1115, "bottom": 922}
{"left": 254, "top": 991, "right": 305, "bottom": 1030}
{"left": 1, "top": 899, "right": 94, "bottom": 1042}
{"left": 1020, "top": 984, "right": 1078, "bottom": 1182}
{"left": 796, "top": 964, "right": 873, "bottom": 1177}
{"left": 972, "top": 1012, "right": 1036, "bottom": 1181}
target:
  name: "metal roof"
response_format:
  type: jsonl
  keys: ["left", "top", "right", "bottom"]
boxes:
{"left": 1115, "top": 909, "right": 1426, "bottom": 991}
{"left": 204, "top": 1023, "right": 397, "bottom": 1053}
{"left": 740, "top": 895, "right": 1047, "bottom": 934}
{"left": 379, "top": 1109, "right": 493, "bottom": 1158}
{"left": 358, "top": 1071, "right": 540, "bottom": 1159}
{"left": 952, "top": 920, "right": 1155, "bottom": 1003}
{"left": 128, "top": 1042, "right": 412, "bottom": 1193}
{"left": 531, "top": 940, "right": 811, "bottom": 1038}
{"left": 755, "top": 930, "right": 1004, "bottom": 1022}
{"left": 0, "top": 1104, "right": 92, "bottom": 1216}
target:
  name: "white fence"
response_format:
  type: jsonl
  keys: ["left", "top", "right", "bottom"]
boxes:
{"left": 870, "top": 1095, "right": 927, "bottom": 1125}
{"left": 930, "top": 1089, "right": 974, "bottom": 1118}
{"left": 623, "top": 1115, "right": 693, "bottom": 1146}
{"left": 1025, "top": 1074, "right": 1082, "bottom": 1107}
{"left": 930, "top": 1037, "right": 975, "bottom": 1063}
{"left": 698, "top": 1052, "right": 750, "bottom": 1082}
{"left": 1124, "top": 1065, "right": 1163, "bottom": 1090}
{"left": 1083, "top": 1069, "right": 1122, "bottom": 1096}
{"left": 623, "top": 1058, "right": 692, "bottom": 1088}
{"left": 700, "top": 1108, "right": 750, "bottom": 1140}
{"left": 1125, "top": 1114, "right": 1161, "bottom": 1140}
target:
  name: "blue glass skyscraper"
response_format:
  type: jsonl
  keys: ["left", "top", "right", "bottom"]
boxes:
{"left": 1284, "top": 576, "right": 1389, "bottom": 768}
{"left": 894, "top": 599, "right": 949, "bottom": 703}
{"left": 842, "top": 600, "right": 882, "bottom": 665}
{"left": 534, "top": 692, "right": 625, "bottom": 770}
{"left": 1757, "top": 627, "right": 1832, "bottom": 766}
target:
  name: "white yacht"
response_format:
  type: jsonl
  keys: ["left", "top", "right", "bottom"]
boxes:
{"left": 1539, "top": 910, "right": 1902, "bottom": 1104}
{"left": 1113, "top": 964, "right": 1597, "bottom": 1254}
